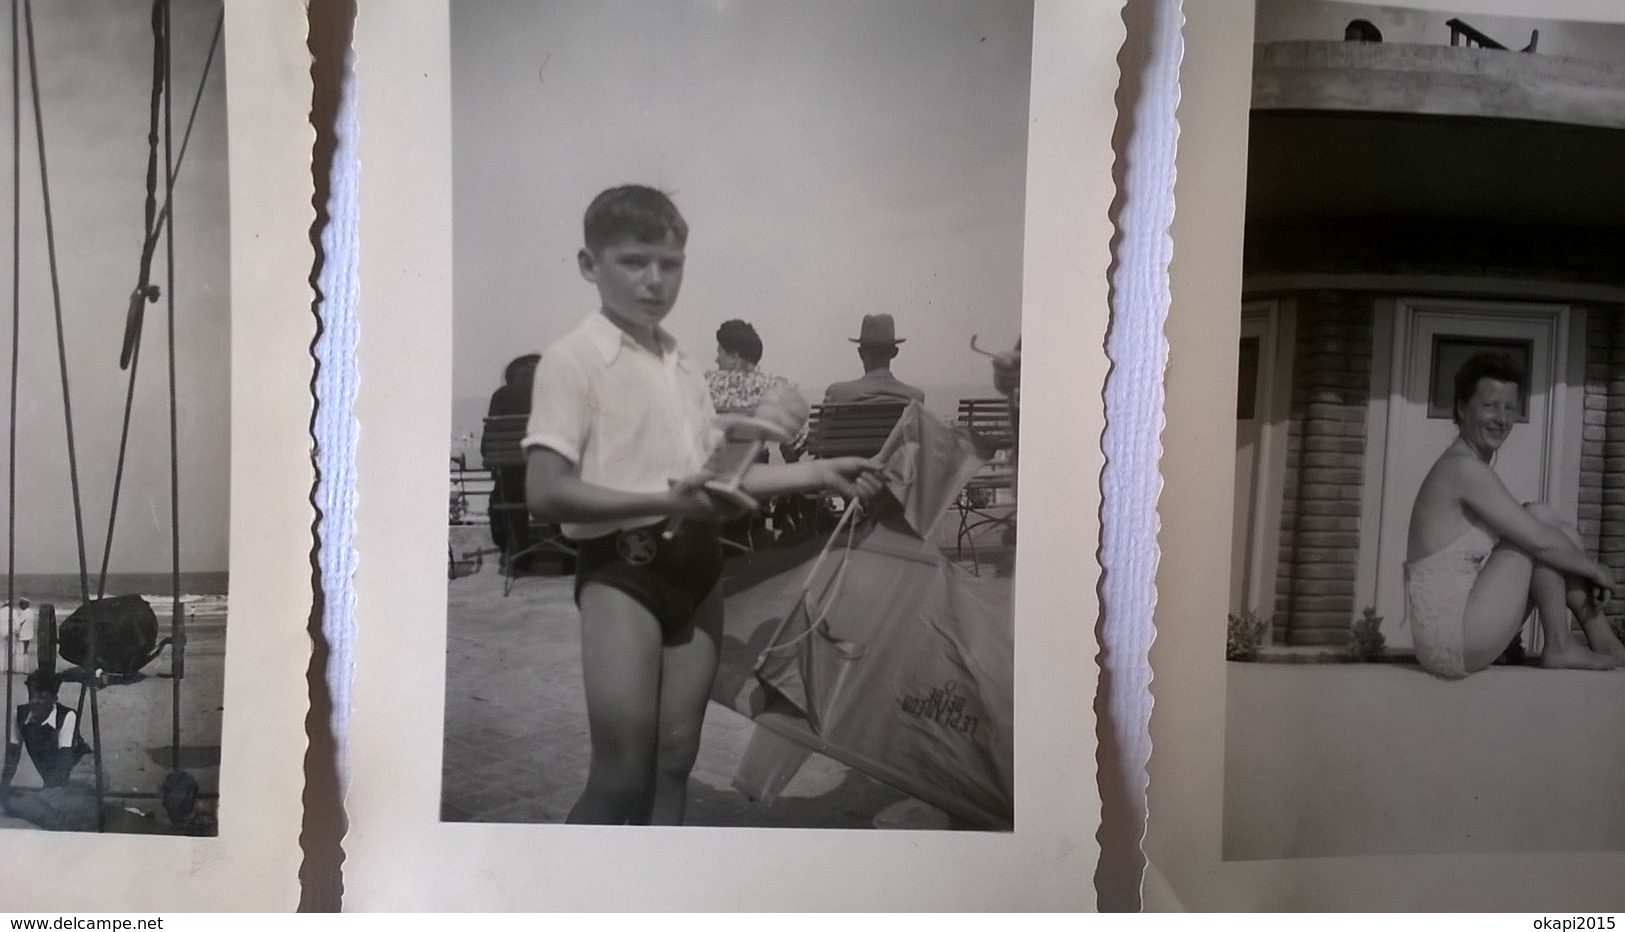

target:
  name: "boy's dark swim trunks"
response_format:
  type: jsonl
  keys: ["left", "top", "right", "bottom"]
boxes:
{"left": 572, "top": 520, "right": 723, "bottom": 645}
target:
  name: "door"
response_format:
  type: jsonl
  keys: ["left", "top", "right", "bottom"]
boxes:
{"left": 1231, "top": 303, "right": 1289, "bottom": 622}
{"left": 1372, "top": 300, "right": 1582, "bottom": 650}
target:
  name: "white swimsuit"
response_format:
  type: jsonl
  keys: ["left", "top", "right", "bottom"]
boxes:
{"left": 1403, "top": 522, "right": 1498, "bottom": 679}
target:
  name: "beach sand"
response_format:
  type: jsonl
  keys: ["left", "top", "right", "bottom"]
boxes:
{"left": 0, "top": 600, "right": 226, "bottom": 835}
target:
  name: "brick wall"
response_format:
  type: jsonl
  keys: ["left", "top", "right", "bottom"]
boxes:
{"left": 1273, "top": 293, "right": 1374, "bottom": 646}
{"left": 1601, "top": 306, "right": 1625, "bottom": 633}
{"left": 1581, "top": 310, "right": 1608, "bottom": 555}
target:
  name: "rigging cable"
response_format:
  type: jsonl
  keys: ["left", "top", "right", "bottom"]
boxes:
{"left": 20, "top": 0, "right": 90, "bottom": 605}
{"left": 5, "top": 0, "right": 20, "bottom": 755}
{"left": 163, "top": 0, "right": 183, "bottom": 785}
{"left": 96, "top": 4, "right": 221, "bottom": 599}
{"left": 21, "top": 0, "right": 101, "bottom": 830}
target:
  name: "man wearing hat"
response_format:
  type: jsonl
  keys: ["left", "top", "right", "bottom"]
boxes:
{"left": 822, "top": 314, "right": 927, "bottom": 405}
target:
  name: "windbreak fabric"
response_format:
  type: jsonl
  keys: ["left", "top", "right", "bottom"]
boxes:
{"left": 717, "top": 404, "right": 1013, "bottom": 829}
{"left": 875, "top": 401, "right": 995, "bottom": 541}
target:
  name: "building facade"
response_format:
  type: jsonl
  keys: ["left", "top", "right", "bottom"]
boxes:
{"left": 1231, "top": 34, "right": 1625, "bottom": 649}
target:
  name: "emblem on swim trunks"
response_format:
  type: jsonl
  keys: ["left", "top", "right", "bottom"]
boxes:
{"left": 616, "top": 528, "right": 658, "bottom": 566}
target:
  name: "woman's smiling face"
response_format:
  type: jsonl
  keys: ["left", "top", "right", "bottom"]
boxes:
{"left": 1456, "top": 377, "right": 1520, "bottom": 455}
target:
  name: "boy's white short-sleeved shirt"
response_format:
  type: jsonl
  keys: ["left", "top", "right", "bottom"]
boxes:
{"left": 523, "top": 312, "right": 720, "bottom": 541}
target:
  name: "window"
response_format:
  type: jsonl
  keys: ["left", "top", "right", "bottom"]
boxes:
{"left": 1426, "top": 335, "right": 1532, "bottom": 422}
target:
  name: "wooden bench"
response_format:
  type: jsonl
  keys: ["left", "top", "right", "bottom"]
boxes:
{"left": 954, "top": 398, "right": 1017, "bottom": 574}
{"left": 478, "top": 414, "right": 576, "bottom": 596}
{"left": 804, "top": 401, "right": 907, "bottom": 460}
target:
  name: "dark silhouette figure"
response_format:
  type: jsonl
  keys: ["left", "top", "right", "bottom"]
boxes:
{"left": 483, "top": 354, "right": 542, "bottom": 571}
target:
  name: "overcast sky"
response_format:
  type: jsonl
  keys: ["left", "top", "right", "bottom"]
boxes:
{"left": 449, "top": 0, "right": 1033, "bottom": 443}
{"left": 0, "top": 0, "right": 228, "bottom": 576}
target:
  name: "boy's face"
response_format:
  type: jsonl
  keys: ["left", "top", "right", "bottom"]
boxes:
{"left": 579, "top": 232, "right": 685, "bottom": 331}
{"left": 26, "top": 686, "right": 54, "bottom": 719}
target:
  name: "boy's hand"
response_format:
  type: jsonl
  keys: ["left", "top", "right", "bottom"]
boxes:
{"left": 816, "top": 457, "right": 888, "bottom": 501}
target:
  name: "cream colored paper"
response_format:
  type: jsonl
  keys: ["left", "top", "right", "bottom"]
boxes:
{"left": 1150, "top": 0, "right": 1625, "bottom": 911}
{"left": 0, "top": 0, "right": 313, "bottom": 912}
{"left": 344, "top": 0, "right": 1118, "bottom": 910}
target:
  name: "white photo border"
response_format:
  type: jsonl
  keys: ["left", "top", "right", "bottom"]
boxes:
{"left": 0, "top": 0, "right": 314, "bottom": 911}
{"left": 1148, "top": 0, "right": 1625, "bottom": 911}
{"left": 343, "top": 0, "right": 1119, "bottom": 911}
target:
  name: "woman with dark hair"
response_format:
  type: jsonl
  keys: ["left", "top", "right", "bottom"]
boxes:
{"left": 1404, "top": 351, "right": 1625, "bottom": 678}
{"left": 706, "top": 319, "right": 803, "bottom": 456}
{"left": 706, "top": 319, "right": 789, "bottom": 414}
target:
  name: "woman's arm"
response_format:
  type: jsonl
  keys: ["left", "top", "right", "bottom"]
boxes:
{"left": 525, "top": 448, "right": 730, "bottom": 525}
{"left": 1458, "top": 459, "right": 1614, "bottom": 589}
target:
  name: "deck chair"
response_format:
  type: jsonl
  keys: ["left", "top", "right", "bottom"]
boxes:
{"left": 953, "top": 398, "right": 1017, "bottom": 574}
{"left": 480, "top": 414, "right": 576, "bottom": 596}
{"left": 796, "top": 401, "right": 909, "bottom": 536}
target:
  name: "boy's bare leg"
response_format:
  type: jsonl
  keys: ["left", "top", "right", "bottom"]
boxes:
{"left": 568, "top": 584, "right": 665, "bottom": 824}
{"left": 649, "top": 586, "right": 724, "bottom": 826}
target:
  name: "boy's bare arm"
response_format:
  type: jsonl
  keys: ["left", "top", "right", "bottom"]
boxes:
{"left": 739, "top": 457, "right": 886, "bottom": 499}
{"left": 526, "top": 448, "right": 726, "bottom": 524}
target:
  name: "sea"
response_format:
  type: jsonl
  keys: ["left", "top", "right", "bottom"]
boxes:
{"left": 0, "top": 572, "right": 229, "bottom": 616}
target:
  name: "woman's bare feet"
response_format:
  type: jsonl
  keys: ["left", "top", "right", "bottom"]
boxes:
{"left": 1540, "top": 641, "right": 1618, "bottom": 671}
{"left": 1568, "top": 594, "right": 1625, "bottom": 668}
{"left": 1580, "top": 617, "right": 1625, "bottom": 667}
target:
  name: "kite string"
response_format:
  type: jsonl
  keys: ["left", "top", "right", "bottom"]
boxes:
{"left": 765, "top": 502, "right": 864, "bottom": 654}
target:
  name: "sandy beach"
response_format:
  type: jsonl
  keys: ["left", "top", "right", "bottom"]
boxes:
{"left": 0, "top": 597, "right": 226, "bottom": 835}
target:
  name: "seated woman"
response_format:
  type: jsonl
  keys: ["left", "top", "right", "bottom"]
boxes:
{"left": 706, "top": 320, "right": 809, "bottom": 536}
{"left": 1405, "top": 352, "right": 1625, "bottom": 678}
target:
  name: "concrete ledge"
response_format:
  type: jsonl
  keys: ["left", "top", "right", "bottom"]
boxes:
{"left": 1253, "top": 40, "right": 1625, "bottom": 131}
{"left": 1224, "top": 663, "right": 1625, "bottom": 860}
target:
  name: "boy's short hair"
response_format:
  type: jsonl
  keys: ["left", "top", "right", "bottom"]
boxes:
{"left": 716, "top": 320, "right": 763, "bottom": 365}
{"left": 1452, "top": 351, "right": 1525, "bottom": 425}
{"left": 583, "top": 185, "right": 688, "bottom": 253}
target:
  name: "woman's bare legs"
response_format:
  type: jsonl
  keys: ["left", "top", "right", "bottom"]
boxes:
{"left": 1462, "top": 544, "right": 1539, "bottom": 672}
{"left": 1461, "top": 515, "right": 1611, "bottom": 672}
{"left": 648, "top": 586, "right": 724, "bottom": 826}
{"left": 1525, "top": 503, "right": 1625, "bottom": 667}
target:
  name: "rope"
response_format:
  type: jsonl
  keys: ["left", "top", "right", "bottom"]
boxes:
{"left": 5, "top": 0, "right": 19, "bottom": 755}
{"left": 97, "top": 0, "right": 168, "bottom": 598}
{"left": 756, "top": 502, "right": 865, "bottom": 659}
{"left": 96, "top": 2, "right": 221, "bottom": 598}
{"left": 22, "top": 0, "right": 90, "bottom": 605}
{"left": 162, "top": 0, "right": 182, "bottom": 771}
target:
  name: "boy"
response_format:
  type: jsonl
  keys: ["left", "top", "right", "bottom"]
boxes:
{"left": 3, "top": 671, "right": 91, "bottom": 791}
{"left": 524, "top": 185, "right": 883, "bottom": 825}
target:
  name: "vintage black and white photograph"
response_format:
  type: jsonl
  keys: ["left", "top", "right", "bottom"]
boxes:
{"left": 0, "top": 0, "right": 228, "bottom": 836}
{"left": 440, "top": 0, "right": 1025, "bottom": 830}
{"left": 1222, "top": 0, "right": 1625, "bottom": 860}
